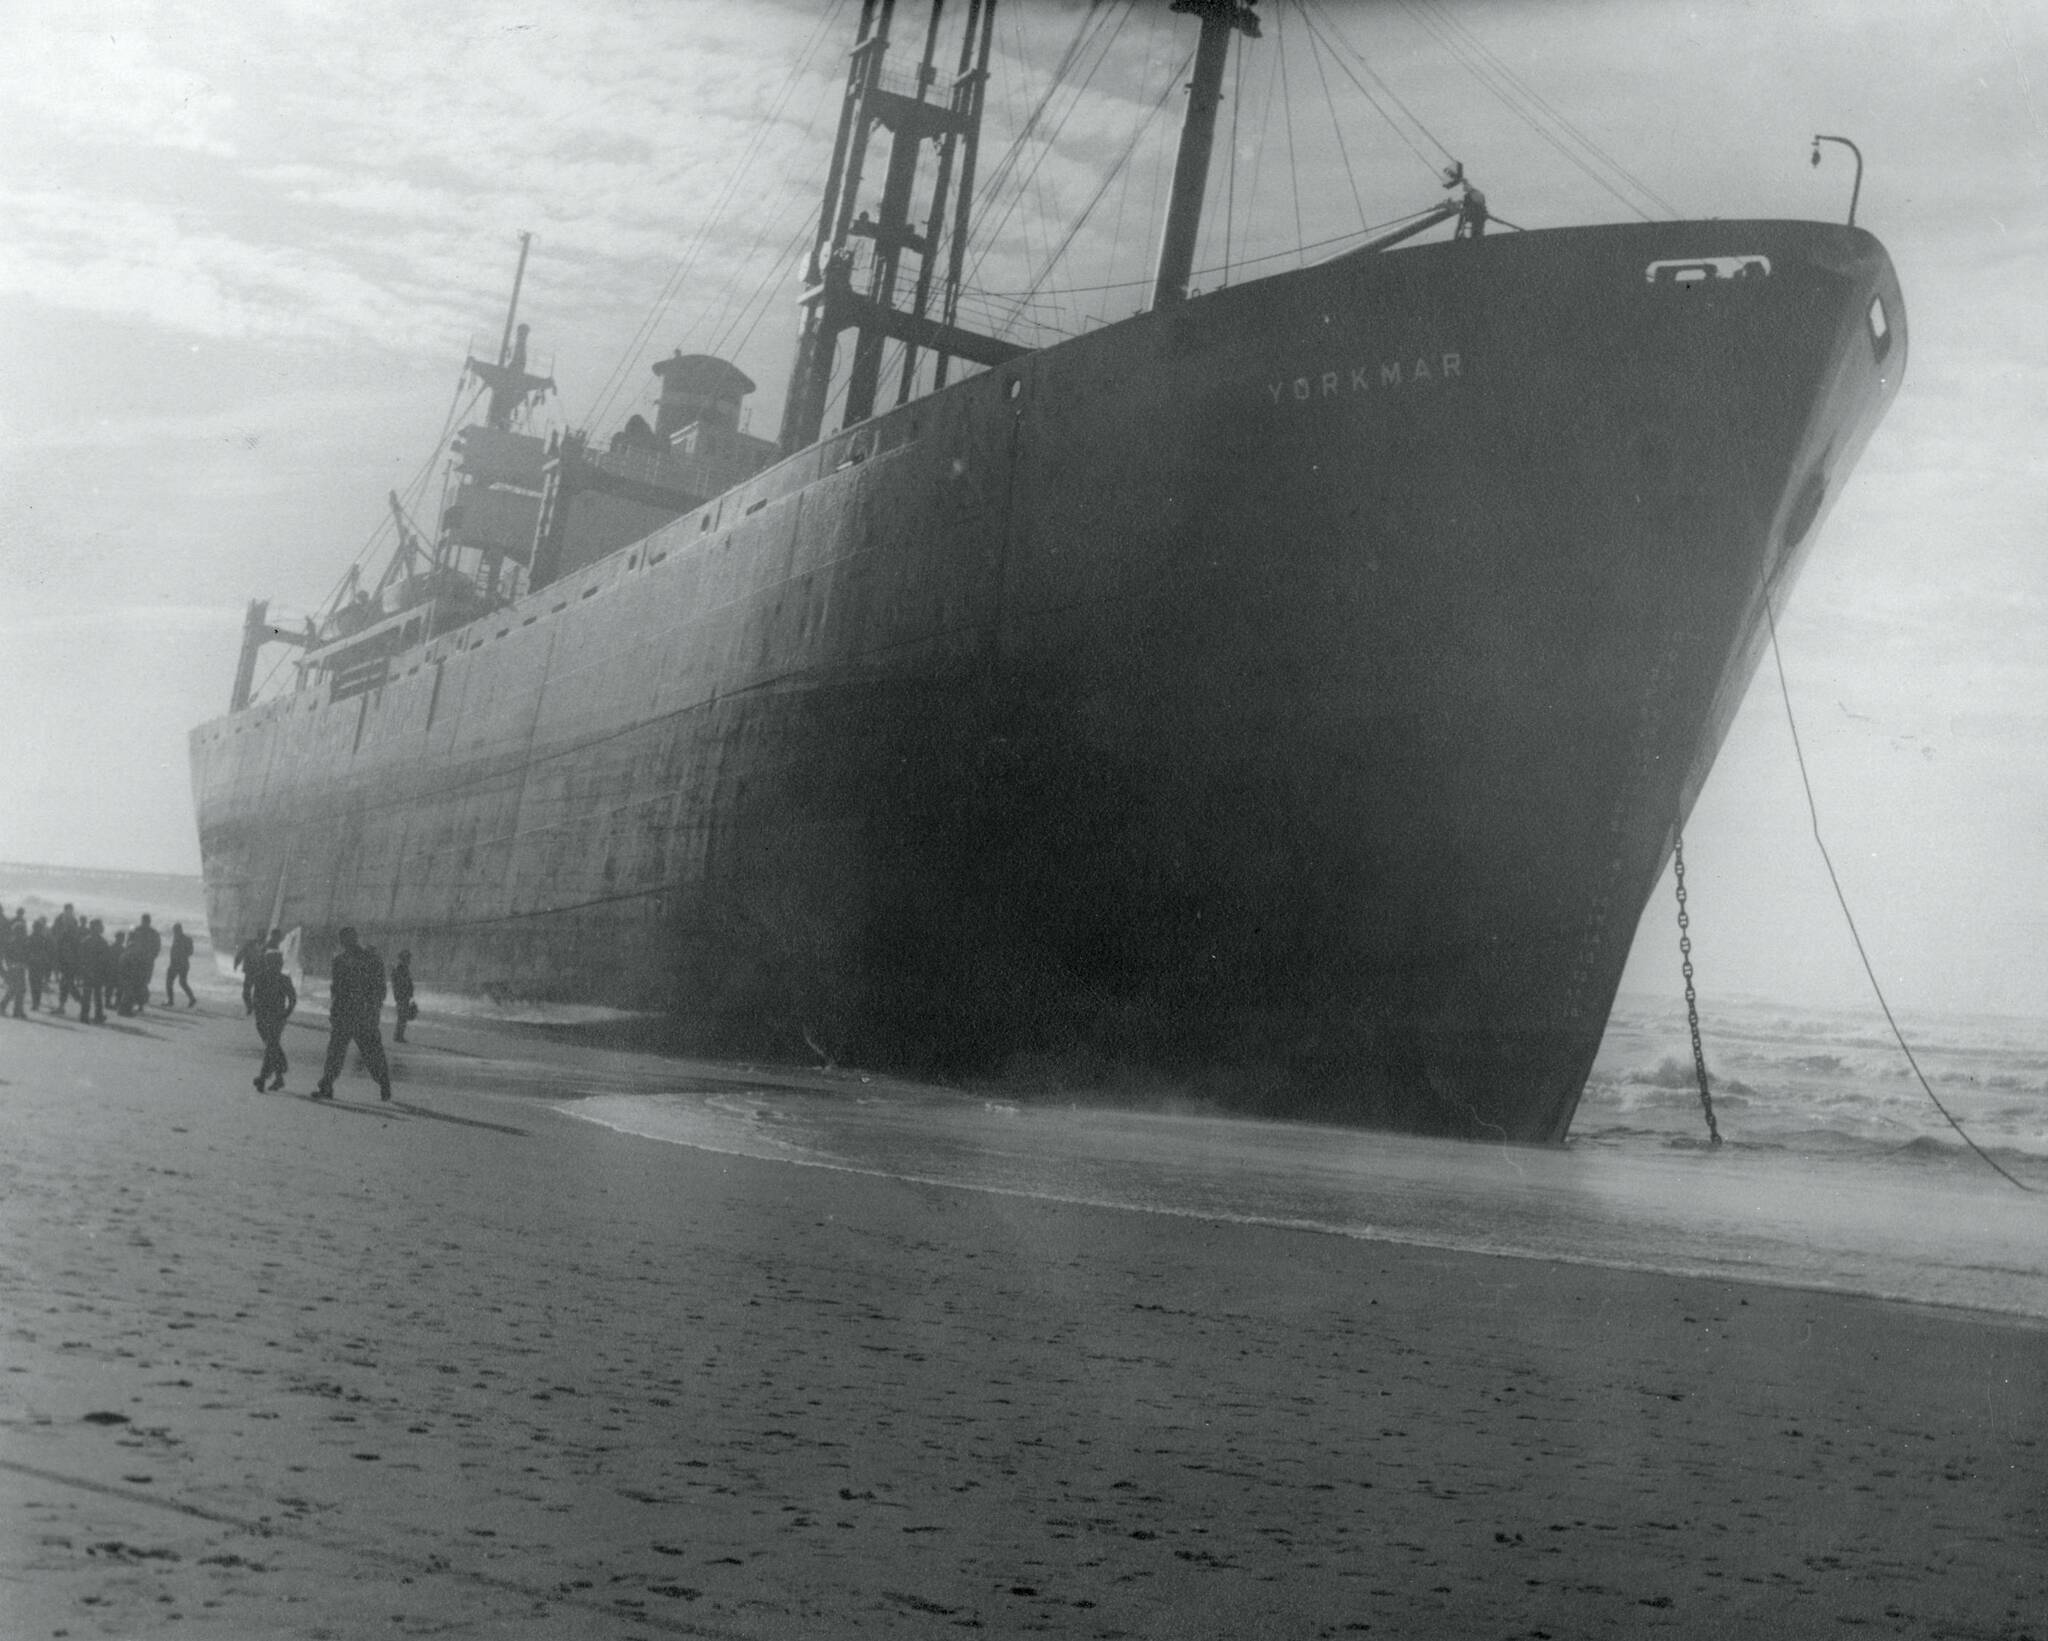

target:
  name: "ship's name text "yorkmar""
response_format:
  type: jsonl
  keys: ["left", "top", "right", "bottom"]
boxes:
{"left": 1266, "top": 354, "right": 1464, "bottom": 404}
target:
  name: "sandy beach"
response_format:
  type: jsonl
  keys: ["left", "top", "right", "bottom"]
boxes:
{"left": 2, "top": 983, "right": 2043, "bottom": 1639}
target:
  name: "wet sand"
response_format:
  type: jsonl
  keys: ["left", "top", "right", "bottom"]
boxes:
{"left": 2, "top": 990, "right": 2043, "bottom": 1638}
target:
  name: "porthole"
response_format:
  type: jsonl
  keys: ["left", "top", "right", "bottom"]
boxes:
{"left": 1868, "top": 295, "right": 1891, "bottom": 357}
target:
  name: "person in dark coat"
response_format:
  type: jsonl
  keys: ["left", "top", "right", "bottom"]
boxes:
{"left": 312, "top": 927, "right": 391, "bottom": 1102}
{"left": 164, "top": 923, "right": 196, "bottom": 1007}
{"left": 129, "top": 913, "right": 162, "bottom": 1012}
{"left": 109, "top": 931, "right": 133, "bottom": 1015}
{"left": 0, "top": 912, "right": 25, "bottom": 1019}
{"left": 390, "top": 949, "right": 415, "bottom": 1042}
{"left": 118, "top": 921, "right": 152, "bottom": 1012}
{"left": 50, "top": 905, "right": 79, "bottom": 1016}
{"left": 243, "top": 931, "right": 297, "bottom": 1090}
{"left": 26, "top": 916, "right": 53, "bottom": 1010}
{"left": 232, "top": 932, "right": 264, "bottom": 996}
{"left": 76, "top": 920, "right": 110, "bottom": 1024}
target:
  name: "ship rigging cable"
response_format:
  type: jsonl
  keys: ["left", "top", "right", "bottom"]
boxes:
{"left": 813, "top": 2, "right": 1150, "bottom": 412}
{"left": 1396, "top": 0, "right": 1676, "bottom": 222}
{"left": 709, "top": 209, "right": 822, "bottom": 372}
{"left": 1004, "top": 55, "right": 1190, "bottom": 326}
{"left": 761, "top": 0, "right": 1554, "bottom": 407}
{"left": 1299, "top": 6, "right": 1371, "bottom": 241}
{"left": 580, "top": 0, "right": 850, "bottom": 433}
{"left": 1300, "top": 0, "right": 1457, "bottom": 181}
{"left": 707, "top": 0, "right": 1133, "bottom": 421}
{"left": 968, "top": 3, "right": 1138, "bottom": 310}
{"left": 1108, "top": 2, "right": 1176, "bottom": 307}
{"left": 1244, "top": 26, "right": 1287, "bottom": 273}
{"left": 252, "top": 372, "right": 484, "bottom": 704}
{"left": 983, "top": 0, "right": 1459, "bottom": 334}
{"left": 971, "top": 206, "right": 1461, "bottom": 303}
{"left": 1764, "top": 596, "right": 2032, "bottom": 1193}
{"left": 1223, "top": 12, "right": 1246, "bottom": 284}
{"left": 1277, "top": 8, "right": 1307, "bottom": 268}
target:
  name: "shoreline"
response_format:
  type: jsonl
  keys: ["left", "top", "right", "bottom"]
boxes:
{"left": 3, "top": 986, "right": 2043, "bottom": 1637}
{"left": 564, "top": 1091, "right": 2048, "bottom": 1334}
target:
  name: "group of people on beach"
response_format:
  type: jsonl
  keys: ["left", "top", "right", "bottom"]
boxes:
{"left": 236, "top": 926, "right": 416, "bottom": 1103}
{"left": 2, "top": 903, "right": 418, "bottom": 1108}
{"left": 0, "top": 904, "right": 195, "bottom": 1022}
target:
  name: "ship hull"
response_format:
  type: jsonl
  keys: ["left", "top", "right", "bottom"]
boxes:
{"left": 191, "top": 220, "right": 1903, "bottom": 1140}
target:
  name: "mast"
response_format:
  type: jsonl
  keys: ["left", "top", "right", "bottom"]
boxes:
{"left": 496, "top": 230, "right": 532, "bottom": 368}
{"left": 842, "top": 0, "right": 936, "bottom": 423}
{"left": 1151, "top": 0, "right": 1261, "bottom": 310}
{"left": 896, "top": 0, "right": 993, "bottom": 403}
{"left": 466, "top": 235, "right": 554, "bottom": 433}
{"left": 229, "top": 600, "right": 270, "bottom": 713}
{"left": 462, "top": 235, "right": 552, "bottom": 434}
{"left": 780, "top": 0, "right": 1020, "bottom": 454}
{"left": 454, "top": 237, "right": 555, "bottom": 609}
{"left": 932, "top": 0, "right": 997, "bottom": 392}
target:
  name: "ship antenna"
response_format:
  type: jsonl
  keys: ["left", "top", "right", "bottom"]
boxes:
{"left": 1152, "top": 1, "right": 1261, "bottom": 309}
{"left": 1809, "top": 134, "right": 1862, "bottom": 228}
{"left": 498, "top": 230, "right": 533, "bottom": 367}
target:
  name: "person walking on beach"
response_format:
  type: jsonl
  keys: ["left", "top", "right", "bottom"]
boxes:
{"left": 390, "top": 949, "right": 415, "bottom": 1042}
{"left": 234, "top": 931, "right": 273, "bottom": 1011}
{"left": 164, "top": 923, "right": 196, "bottom": 1007}
{"left": 312, "top": 926, "right": 391, "bottom": 1102}
{"left": 244, "top": 931, "right": 297, "bottom": 1090}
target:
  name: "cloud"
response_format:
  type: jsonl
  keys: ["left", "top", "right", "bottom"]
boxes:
{"left": 5, "top": 377, "right": 409, "bottom": 456}
{"left": 0, "top": 602, "right": 246, "bottom": 640}
{"left": 1, "top": 1, "right": 843, "bottom": 359}
{"left": 1, "top": 7, "right": 237, "bottom": 156}
{"left": 0, "top": 183, "right": 437, "bottom": 344}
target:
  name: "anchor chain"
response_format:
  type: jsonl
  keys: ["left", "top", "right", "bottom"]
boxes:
{"left": 1673, "top": 834, "right": 1721, "bottom": 1147}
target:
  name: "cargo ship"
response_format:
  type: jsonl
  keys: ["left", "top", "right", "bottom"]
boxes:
{"left": 189, "top": 0, "right": 1905, "bottom": 1140}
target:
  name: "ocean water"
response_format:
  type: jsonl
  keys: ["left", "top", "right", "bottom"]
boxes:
{"left": 0, "top": 866, "right": 208, "bottom": 951}
{"left": 565, "top": 994, "right": 2048, "bottom": 1323}
{"left": 1587, "top": 994, "right": 2048, "bottom": 1160}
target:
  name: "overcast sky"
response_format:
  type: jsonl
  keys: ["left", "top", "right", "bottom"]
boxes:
{"left": 2, "top": 0, "right": 2043, "bottom": 1023}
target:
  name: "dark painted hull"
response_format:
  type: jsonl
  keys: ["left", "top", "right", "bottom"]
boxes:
{"left": 190, "top": 220, "right": 1904, "bottom": 1140}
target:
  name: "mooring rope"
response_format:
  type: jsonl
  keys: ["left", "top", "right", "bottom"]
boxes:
{"left": 1765, "top": 595, "right": 2031, "bottom": 1192}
